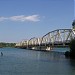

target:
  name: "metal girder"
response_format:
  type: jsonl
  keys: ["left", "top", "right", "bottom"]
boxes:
{"left": 41, "top": 29, "right": 74, "bottom": 45}
{"left": 16, "top": 29, "right": 75, "bottom": 47}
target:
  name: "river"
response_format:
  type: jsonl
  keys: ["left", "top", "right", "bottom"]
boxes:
{"left": 0, "top": 47, "right": 75, "bottom": 75}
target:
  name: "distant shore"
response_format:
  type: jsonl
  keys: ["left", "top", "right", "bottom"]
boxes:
{"left": 0, "top": 42, "right": 16, "bottom": 48}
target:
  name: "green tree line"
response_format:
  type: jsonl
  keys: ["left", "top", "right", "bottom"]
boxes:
{"left": 0, "top": 42, "right": 16, "bottom": 48}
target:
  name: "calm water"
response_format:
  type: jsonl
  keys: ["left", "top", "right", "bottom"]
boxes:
{"left": 0, "top": 47, "right": 75, "bottom": 75}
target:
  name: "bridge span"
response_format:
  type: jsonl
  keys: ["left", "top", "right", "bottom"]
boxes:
{"left": 15, "top": 29, "right": 75, "bottom": 51}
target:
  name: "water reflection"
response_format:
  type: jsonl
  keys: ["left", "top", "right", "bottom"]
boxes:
{"left": 69, "top": 59, "right": 75, "bottom": 74}
{"left": 69, "top": 59, "right": 75, "bottom": 67}
{"left": 0, "top": 48, "right": 75, "bottom": 75}
{"left": 33, "top": 51, "right": 65, "bottom": 62}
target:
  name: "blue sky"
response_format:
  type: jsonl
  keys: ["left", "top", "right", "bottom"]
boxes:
{"left": 0, "top": 0, "right": 74, "bottom": 43}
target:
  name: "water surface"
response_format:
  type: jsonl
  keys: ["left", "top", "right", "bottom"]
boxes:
{"left": 0, "top": 48, "right": 75, "bottom": 75}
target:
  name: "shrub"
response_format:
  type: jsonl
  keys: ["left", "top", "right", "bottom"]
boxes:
{"left": 69, "top": 39, "right": 75, "bottom": 58}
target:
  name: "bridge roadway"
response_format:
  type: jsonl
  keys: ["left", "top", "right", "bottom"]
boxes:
{"left": 15, "top": 29, "right": 75, "bottom": 51}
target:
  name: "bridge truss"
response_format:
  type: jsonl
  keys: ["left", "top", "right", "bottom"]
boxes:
{"left": 16, "top": 29, "right": 75, "bottom": 49}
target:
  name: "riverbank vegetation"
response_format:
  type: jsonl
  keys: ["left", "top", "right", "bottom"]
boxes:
{"left": 65, "top": 39, "right": 75, "bottom": 59}
{"left": 65, "top": 20, "right": 75, "bottom": 59}
{"left": 0, "top": 42, "right": 16, "bottom": 48}
{"left": 69, "top": 39, "right": 75, "bottom": 58}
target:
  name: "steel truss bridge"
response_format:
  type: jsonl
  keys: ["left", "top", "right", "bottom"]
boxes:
{"left": 15, "top": 29, "right": 75, "bottom": 51}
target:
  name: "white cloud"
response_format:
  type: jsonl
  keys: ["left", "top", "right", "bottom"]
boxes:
{"left": 10, "top": 15, "right": 25, "bottom": 22}
{"left": 0, "top": 17, "right": 8, "bottom": 21}
{"left": 10, "top": 15, "right": 40, "bottom": 22}
{"left": 0, "top": 15, "right": 40, "bottom": 22}
{"left": 25, "top": 15, "right": 40, "bottom": 22}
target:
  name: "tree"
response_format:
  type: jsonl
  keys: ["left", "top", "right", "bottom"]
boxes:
{"left": 72, "top": 20, "right": 75, "bottom": 26}
{"left": 65, "top": 20, "right": 75, "bottom": 58}
{"left": 72, "top": 20, "right": 75, "bottom": 32}
{"left": 69, "top": 39, "right": 75, "bottom": 58}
